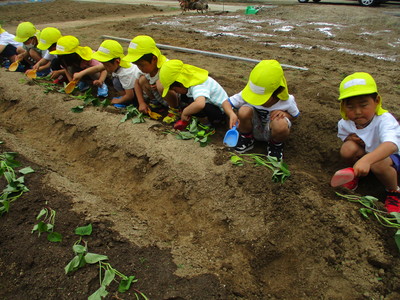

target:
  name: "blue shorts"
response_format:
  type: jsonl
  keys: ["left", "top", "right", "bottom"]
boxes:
{"left": 391, "top": 154, "right": 400, "bottom": 172}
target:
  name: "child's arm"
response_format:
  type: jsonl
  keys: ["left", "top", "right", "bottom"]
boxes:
{"left": 134, "top": 79, "right": 149, "bottom": 113}
{"left": 222, "top": 99, "right": 238, "bottom": 128}
{"left": 72, "top": 64, "right": 104, "bottom": 82}
{"left": 181, "top": 96, "right": 206, "bottom": 121}
{"left": 353, "top": 141, "right": 398, "bottom": 177}
{"left": 32, "top": 58, "right": 51, "bottom": 71}
{"left": 111, "top": 89, "right": 134, "bottom": 105}
{"left": 93, "top": 69, "right": 107, "bottom": 86}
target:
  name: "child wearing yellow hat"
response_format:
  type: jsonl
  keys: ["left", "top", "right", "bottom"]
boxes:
{"left": 50, "top": 35, "right": 108, "bottom": 97}
{"left": 122, "top": 35, "right": 178, "bottom": 118}
{"left": 27, "top": 27, "right": 62, "bottom": 78}
{"left": 14, "top": 22, "right": 45, "bottom": 72}
{"left": 159, "top": 59, "right": 229, "bottom": 127}
{"left": 92, "top": 39, "right": 143, "bottom": 107}
{"left": 0, "top": 24, "right": 23, "bottom": 67}
{"left": 221, "top": 60, "right": 300, "bottom": 160}
{"left": 336, "top": 72, "right": 400, "bottom": 213}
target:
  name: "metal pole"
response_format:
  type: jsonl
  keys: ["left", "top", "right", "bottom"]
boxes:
{"left": 101, "top": 35, "right": 309, "bottom": 71}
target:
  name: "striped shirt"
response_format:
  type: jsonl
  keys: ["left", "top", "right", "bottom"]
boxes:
{"left": 187, "top": 77, "right": 228, "bottom": 111}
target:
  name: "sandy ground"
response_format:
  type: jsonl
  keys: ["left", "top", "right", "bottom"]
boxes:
{"left": 1, "top": 0, "right": 400, "bottom": 299}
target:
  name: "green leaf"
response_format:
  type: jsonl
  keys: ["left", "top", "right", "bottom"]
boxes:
{"left": 230, "top": 155, "right": 243, "bottom": 166}
{"left": 71, "top": 105, "right": 85, "bottom": 113}
{"left": 36, "top": 208, "right": 48, "bottom": 220}
{"left": 65, "top": 255, "right": 82, "bottom": 274}
{"left": 395, "top": 230, "right": 400, "bottom": 253}
{"left": 390, "top": 212, "right": 400, "bottom": 224}
{"left": 73, "top": 244, "right": 87, "bottom": 254}
{"left": 88, "top": 286, "right": 108, "bottom": 300}
{"left": 101, "top": 269, "right": 116, "bottom": 287}
{"left": 75, "top": 224, "right": 92, "bottom": 236}
{"left": 360, "top": 208, "right": 372, "bottom": 219}
{"left": 84, "top": 253, "right": 108, "bottom": 264}
{"left": 47, "top": 232, "right": 62, "bottom": 242}
{"left": 118, "top": 275, "right": 136, "bottom": 292}
{"left": 19, "top": 167, "right": 35, "bottom": 174}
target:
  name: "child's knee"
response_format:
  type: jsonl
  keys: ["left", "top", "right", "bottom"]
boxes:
{"left": 237, "top": 106, "right": 253, "bottom": 120}
{"left": 340, "top": 141, "right": 363, "bottom": 160}
{"left": 270, "top": 118, "right": 290, "bottom": 135}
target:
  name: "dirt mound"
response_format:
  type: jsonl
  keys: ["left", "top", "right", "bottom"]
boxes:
{"left": 1, "top": 0, "right": 400, "bottom": 299}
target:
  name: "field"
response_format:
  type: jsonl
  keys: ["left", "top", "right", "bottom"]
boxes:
{"left": 1, "top": 0, "right": 400, "bottom": 299}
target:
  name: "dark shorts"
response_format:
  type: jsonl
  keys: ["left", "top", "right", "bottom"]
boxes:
{"left": 0, "top": 44, "right": 18, "bottom": 58}
{"left": 391, "top": 154, "right": 400, "bottom": 172}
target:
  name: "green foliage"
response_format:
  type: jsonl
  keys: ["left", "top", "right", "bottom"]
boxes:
{"left": 230, "top": 152, "right": 291, "bottom": 183}
{"left": 337, "top": 193, "right": 400, "bottom": 253}
{"left": 65, "top": 225, "right": 147, "bottom": 299}
{"left": 0, "top": 150, "right": 34, "bottom": 215}
{"left": 70, "top": 89, "right": 110, "bottom": 112}
{"left": 120, "top": 105, "right": 145, "bottom": 124}
{"left": 32, "top": 206, "right": 62, "bottom": 242}
{"left": 167, "top": 117, "right": 215, "bottom": 147}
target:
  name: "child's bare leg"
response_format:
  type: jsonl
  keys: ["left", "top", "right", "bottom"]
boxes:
{"left": 28, "top": 49, "right": 41, "bottom": 64}
{"left": 237, "top": 106, "right": 253, "bottom": 133}
{"left": 340, "top": 140, "right": 365, "bottom": 165}
{"left": 156, "top": 80, "right": 178, "bottom": 108}
{"left": 270, "top": 118, "right": 290, "bottom": 143}
{"left": 371, "top": 157, "right": 398, "bottom": 190}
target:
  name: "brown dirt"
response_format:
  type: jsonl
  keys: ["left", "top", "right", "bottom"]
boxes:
{"left": 1, "top": 0, "right": 400, "bottom": 299}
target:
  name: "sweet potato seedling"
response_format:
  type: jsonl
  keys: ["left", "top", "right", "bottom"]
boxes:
{"left": 337, "top": 192, "right": 400, "bottom": 253}
{"left": 0, "top": 150, "right": 34, "bottom": 215}
{"left": 120, "top": 105, "right": 145, "bottom": 124}
{"left": 230, "top": 153, "right": 291, "bottom": 183}
{"left": 167, "top": 117, "right": 215, "bottom": 147}
{"left": 65, "top": 224, "right": 147, "bottom": 299}
{"left": 32, "top": 206, "right": 62, "bottom": 242}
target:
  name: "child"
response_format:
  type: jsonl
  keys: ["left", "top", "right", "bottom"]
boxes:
{"left": 221, "top": 60, "right": 300, "bottom": 161}
{"left": 50, "top": 35, "right": 108, "bottom": 97}
{"left": 0, "top": 24, "right": 22, "bottom": 66}
{"left": 122, "top": 35, "right": 179, "bottom": 119}
{"left": 14, "top": 22, "right": 45, "bottom": 73}
{"left": 336, "top": 72, "right": 400, "bottom": 213}
{"left": 159, "top": 59, "right": 228, "bottom": 127}
{"left": 92, "top": 39, "right": 143, "bottom": 106}
{"left": 28, "top": 27, "right": 62, "bottom": 78}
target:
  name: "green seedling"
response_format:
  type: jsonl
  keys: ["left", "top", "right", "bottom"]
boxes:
{"left": 32, "top": 206, "right": 62, "bottom": 242}
{"left": 33, "top": 77, "right": 64, "bottom": 94}
{"left": 65, "top": 224, "right": 147, "bottom": 299}
{"left": 0, "top": 151, "right": 34, "bottom": 215}
{"left": 167, "top": 117, "right": 215, "bottom": 147}
{"left": 230, "top": 152, "right": 291, "bottom": 183}
{"left": 337, "top": 192, "right": 400, "bottom": 253}
{"left": 70, "top": 89, "right": 110, "bottom": 113}
{"left": 120, "top": 105, "right": 145, "bottom": 124}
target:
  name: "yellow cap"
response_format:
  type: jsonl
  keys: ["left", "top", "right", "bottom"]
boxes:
{"left": 338, "top": 72, "right": 387, "bottom": 119}
{"left": 0, "top": 25, "right": 5, "bottom": 34}
{"left": 122, "top": 35, "right": 166, "bottom": 68}
{"left": 160, "top": 59, "right": 208, "bottom": 97}
{"left": 241, "top": 60, "right": 289, "bottom": 106}
{"left": 37, "top": 27, "right": 62, "bottom": 50}
{"left": 14, "top": 22, "right": 40, "bottom": 43}
{"left": 92, "top": 40, "right": 131, "bottom": 68}
{"left": 50, "top": 35, "right": 92, "bottom": 61}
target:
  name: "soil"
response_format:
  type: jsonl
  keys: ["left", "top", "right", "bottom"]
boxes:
{"left": 1, "top": 0, "right": 400, "bottom": 299}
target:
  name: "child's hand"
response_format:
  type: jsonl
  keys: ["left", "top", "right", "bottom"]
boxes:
{"left": 270, "top": 110, "right": 289, "bottom": 120}
{"left": 93, "top": 79, "right": 103, "bottom": 86}
{"left": 229, "top": 114, "right": 238, "bottom": 129}
{"left": 139, "top": 103, "right": 149, "bottom": 113}
{"left": 353, "top": 159, "right": 371, "bottom": 177}
{"left": 72, "top": 72, "right": 83, "bottom": 82}
{"left": 150, "top": 84, "right": 157, "bottom": 91}
{"left": 181, "top": 112, "right": 191, "bottom": 122}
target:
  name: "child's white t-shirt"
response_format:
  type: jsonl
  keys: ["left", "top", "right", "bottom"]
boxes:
{"left": 0, "top": 31, "right": 22, "bottom": 48}
{"left": 112, "top": 63, "right": 141, "bottom": 90}
{"left": 42, "top": 50, "right": 57, "bottom": 61}
{"left": 187, "top": 77, "right": 228, "bottom": 111}
{"left": 338, "top": 112, "right": 400, "bottom": 154}
{"left": 227, "top": 92, "right": 300, "bottom": 118}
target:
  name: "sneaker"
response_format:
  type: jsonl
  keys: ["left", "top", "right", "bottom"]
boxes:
{"left": 342, "top": 177, "right": 359, "bottom": 191}
{"left": 267, "top": 141, "right": 284, "bottom": 161}
{"left": 77, "top": 81, "right": 90, "bottom": 92}
{"left": 97, "top": 83, "right": 108, "bottom": 97}
{"left": 234, "top": 134, "right": 254, "bottom": 154}
{"left": 163, "top": 107, "right": 180, "bottom": 124}
{"left": 385, "top": 190, "right": 400, "bottom": 213}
